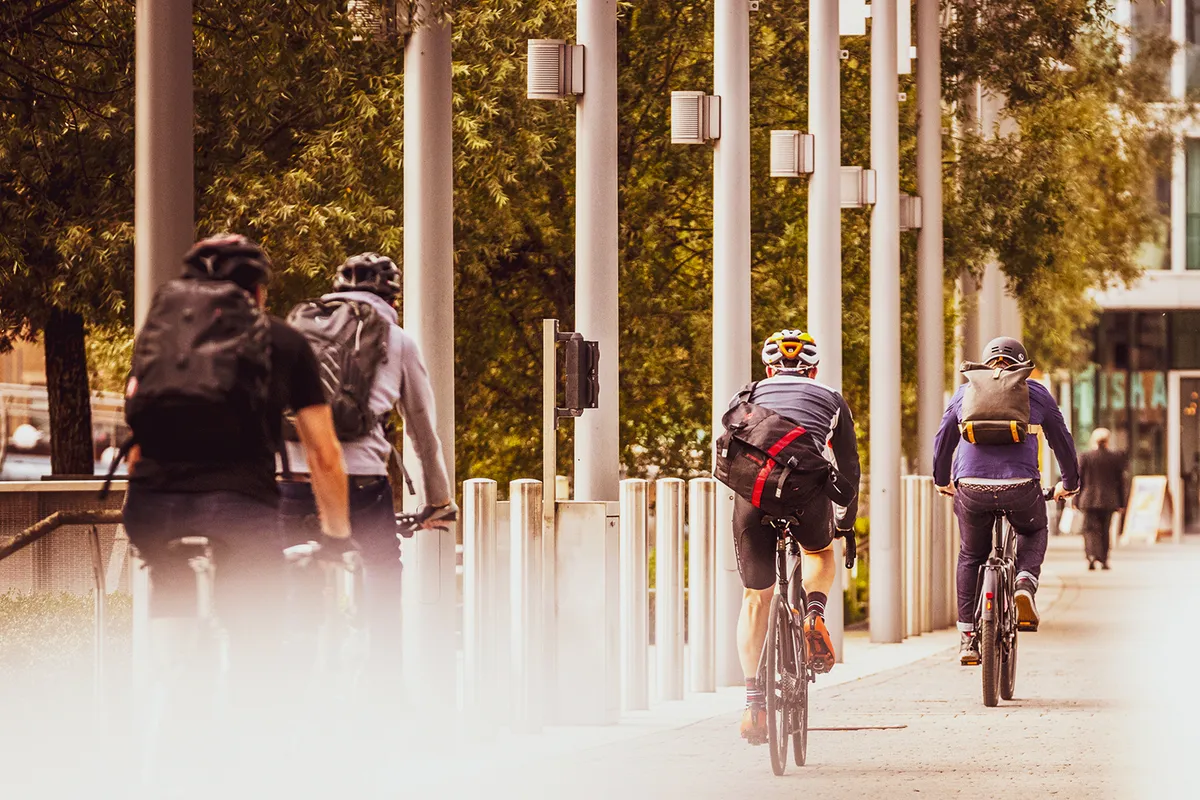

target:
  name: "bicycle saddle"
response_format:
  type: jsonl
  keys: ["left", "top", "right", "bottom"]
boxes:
{"left": 166, "top": 536, "right": 212, "bottom": 557}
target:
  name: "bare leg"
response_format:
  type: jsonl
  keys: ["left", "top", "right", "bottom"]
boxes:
{"left": 802, "top": 544, "right": 836, "bottom": 599}
{"left": 737, "top": 586, "right": 776, "bottom": 678}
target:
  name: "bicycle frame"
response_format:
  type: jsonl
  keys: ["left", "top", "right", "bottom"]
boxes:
{"left": 976, "top": 515, "right": 1016, "bottom": 625}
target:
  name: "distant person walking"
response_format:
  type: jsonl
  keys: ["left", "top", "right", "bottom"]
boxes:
{"left": 1077, "top": 428, "right": 1127, "bottom": 570}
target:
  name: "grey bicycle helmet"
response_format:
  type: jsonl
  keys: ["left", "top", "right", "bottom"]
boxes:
{"left": 981, "top": 336, "right": 1029, "bottom": 366}
{"left": 334, "top": 252, "right": 401, "bottom": 301}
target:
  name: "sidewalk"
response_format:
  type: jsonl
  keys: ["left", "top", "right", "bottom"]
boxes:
{"left": 363, "top": 539, "right": 1070, "bottom": 795}
{"left": 371, "top": 532, "right": 1188, "bottom": 799}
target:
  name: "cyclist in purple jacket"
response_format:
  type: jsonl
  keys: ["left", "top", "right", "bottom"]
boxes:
{"left": 933, "top": 337, "right": 1079, "bottom": 665}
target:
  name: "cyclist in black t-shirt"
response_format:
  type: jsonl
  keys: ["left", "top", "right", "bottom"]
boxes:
{"left": 122, "top": 235, "right": 353, "bottom": 719}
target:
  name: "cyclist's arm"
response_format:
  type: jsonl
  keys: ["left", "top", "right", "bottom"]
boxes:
{"left": 1039, "top": 389, "right": 1080, "bottom": 493}
{"left": 932, "top": 388, "right": 963, "bottom": 488}
{"left": 295, "top": 404, "right": 351, "bottom": 539}
{"left": 829, "top": 395, "right": 860, "bottom": 529}
{"left": 394, "top": 329, "right": 452, "bottom": 507}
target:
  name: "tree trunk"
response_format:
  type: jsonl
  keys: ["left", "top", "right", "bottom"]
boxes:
{"left": 44, "top": 309, "right": 94, "bottom": 475}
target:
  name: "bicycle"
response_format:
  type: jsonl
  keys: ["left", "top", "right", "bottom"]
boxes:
{"left": 139, "top": 536, "right": 226, "bottom": 786}
{"left": 757, "top": 516, "right": 856, "bottom": 776}
{"left": 974, "top": 486, "right": 1055, "bottom": 707}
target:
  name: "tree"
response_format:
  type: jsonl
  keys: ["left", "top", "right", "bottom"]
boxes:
{"left": 0, "top": 0, "right": 135, "bottom": 473}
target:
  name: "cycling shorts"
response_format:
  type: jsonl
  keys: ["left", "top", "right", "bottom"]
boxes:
{"left": 732, "top": 494, "right": 834, "bottom": 590}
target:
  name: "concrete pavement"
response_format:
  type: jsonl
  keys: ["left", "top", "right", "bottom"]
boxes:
{"left": 380, "top": 533, "right": 1199, "bottom": 799}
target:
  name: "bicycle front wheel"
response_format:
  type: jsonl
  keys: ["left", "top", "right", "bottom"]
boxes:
{"left": 765, "top": 595, "right": 792, "bottom": 776}
{"left": 792, "top": 619, "right": 809, "bottom": 767}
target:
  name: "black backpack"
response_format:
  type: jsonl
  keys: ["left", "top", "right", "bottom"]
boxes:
{"left": 714, "top": 382, "right": 837, "bottom": 518}
{"left": 124, "top": 278, "right": 272, "bottom": 457}
{"left": 958, "top": 361, "right": 1035, "bottom": 445}
{"left": 286, "top": 297, "right": 389, "bottom": 441}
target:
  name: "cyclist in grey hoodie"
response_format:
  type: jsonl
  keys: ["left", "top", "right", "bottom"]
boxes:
{"left": 280, "top": 252, "right": 455, "bottom": 705}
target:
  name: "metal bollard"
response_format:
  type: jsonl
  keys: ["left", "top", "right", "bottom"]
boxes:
{"left": 510, "top": 479, "right": 543, "bottom": 733}
{"left": 901, "top": 476, "right": 917, "bottom": 638}
{"left": 463, "top": 479, "right": 498, "bottom": 731}
{"left": 687, "top": 478, "right": 716, "bottom": 693}
{"left": 931, "top": 486, "right": 950, "bottom": 627}
{"left": 87, "top": 525, "right": 106, "bottom": 721}
{"left": 918, "top": 477, "right": 934, "bottom": 633}
{"left": 655, "top": 478, "right": 685, "bottom": 702}
{"left": 619, "top": 479, "right": 650, "bottom": 711}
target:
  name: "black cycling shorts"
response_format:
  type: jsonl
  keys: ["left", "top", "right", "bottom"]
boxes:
{"left": 732, "top": 494, "right": 834, "bottom": 590}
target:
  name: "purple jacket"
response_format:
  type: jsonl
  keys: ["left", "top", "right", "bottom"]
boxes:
{"left": 933, "top": 379, "right": 1079, "bottom": 491}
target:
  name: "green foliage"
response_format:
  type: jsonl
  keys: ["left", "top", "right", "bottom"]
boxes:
{"left": 2, "top": 0, "right": 1171, "bottom": 487}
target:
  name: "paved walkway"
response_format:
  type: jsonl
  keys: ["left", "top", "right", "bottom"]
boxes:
{"left": 383, "top": 534, "right": 1198, "bottom": 799}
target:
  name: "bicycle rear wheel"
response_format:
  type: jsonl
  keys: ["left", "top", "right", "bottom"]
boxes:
{"left": 792, "top": 620, "right": 809, "bottom": 767}
{"left": 981, "top": 613, "right": 1001, "bottom": 707}
{"left": 765, "top": 595, "right": 791, "bottom": 776}
{"left": 1001, "top": 626, "right": 1018, "bottom": 700}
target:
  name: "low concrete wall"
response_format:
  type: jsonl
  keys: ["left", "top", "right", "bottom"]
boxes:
{"left": 0, "top": 481, "right": 128, "bottom": 595}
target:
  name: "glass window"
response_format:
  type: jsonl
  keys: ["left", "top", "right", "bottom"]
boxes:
{"left": 1075, "top": 312, "right": 1168, "bottom": 476}
{"left": 1188, "top": 140, "right": 1200, "bottom": 270}
{"left": 1133, "top": 0, "right": 1172, "bottom": 96}
{"left": 1189, "top": 0, "right": 1200, "bottom": 93}
{"left": 1171, "top": 311, "right": 1200, "bottom": 369}
{"left": 1135, "top": 165, "right": 1172, "bottom": 270}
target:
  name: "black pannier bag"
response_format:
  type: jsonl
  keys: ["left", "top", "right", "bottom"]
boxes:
{"left": 714, "top": 383, "right": 842, "bottom": 518}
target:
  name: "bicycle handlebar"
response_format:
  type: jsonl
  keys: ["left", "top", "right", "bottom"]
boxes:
{"left": 395, "top": 508, "right": 459, "bottom": 539}
{"left": 836, "top": 528, "right": 856, "bottom": 570}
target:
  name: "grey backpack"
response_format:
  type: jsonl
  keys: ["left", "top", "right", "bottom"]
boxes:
{"left": 958, "top": 361, "right": 1036, "bottom": 446}
{"left": 287, "top": 297, "right": 389, "bottom": 441}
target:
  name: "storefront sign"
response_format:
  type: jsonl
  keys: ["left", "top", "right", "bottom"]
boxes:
{"left": 1122, "top": 475, "right": 1172, "bottom": 544}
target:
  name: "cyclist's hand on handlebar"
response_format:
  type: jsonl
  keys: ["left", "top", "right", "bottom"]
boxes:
{"left": 1052, "top": 481, "right": 1076, "bottom": 501}
{"left": 835, "top": 526, "right": 857, "bottom": 570}
{"left": 315, "top": 532, "right": 360, "bottom": 560}
{"left": 417, "top": 502, "right": 459, "bottom": 530}
{"left": 936, "top": 484, "right": 956, "bottom": 497}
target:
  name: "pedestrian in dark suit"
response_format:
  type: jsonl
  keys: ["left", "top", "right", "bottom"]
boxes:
{"left": 1077, "top": 428, "right": 1127, "bottom": 570}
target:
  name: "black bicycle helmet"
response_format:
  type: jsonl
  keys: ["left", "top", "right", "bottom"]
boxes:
{"left": 333, "top": 252, "right": 401, "bottom": 300}
{"left": 182, "top": 234, "right": 272, "bottom": 292}
{"left": 981, "top": 336, "right": 1029, "bottom": 366}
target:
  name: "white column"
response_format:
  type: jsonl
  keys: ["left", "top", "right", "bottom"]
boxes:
{"left": 574, "top": 0, "right": 621, "bottom": 504}
{"left": 808, "top": 0, "right": 842, "bottom": 393}
{"left": 712, "top": 0, "right": 753, "bottom": 686}
{"left": 869, "top": 0, "right": 904, "bottom": 644}
{"left": 134, "top": 0, "right": 193, "bottom": 327}
{"left": 808, "top": 0, "right": 845, "bottom": 663}
{"left": 916, "top": 0, "right": 943, "bottom": 476}
{"left": 402, "top": 3, "right": 457, "bottom": 708}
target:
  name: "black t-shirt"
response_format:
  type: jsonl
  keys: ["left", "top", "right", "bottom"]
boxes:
{"left": 131, "top": 317, "right": 327, "bottom": 504}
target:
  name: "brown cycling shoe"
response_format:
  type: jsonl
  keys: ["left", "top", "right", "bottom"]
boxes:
{"left": 1014, "top": 579, "right": 1040, "bottom": 632}
{"left": 740, "top": 705, "right": 768, "bottom": 745}
{"left": 804, "top": 613, "right": 836, "bottom": 674}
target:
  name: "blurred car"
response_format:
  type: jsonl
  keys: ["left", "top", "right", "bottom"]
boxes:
{"left": 0, "top": 384, "right": 130, "bottom": 480}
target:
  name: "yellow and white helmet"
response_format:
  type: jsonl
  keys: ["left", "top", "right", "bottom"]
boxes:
{"left": 761, "top": 329, "right": 819, "bottom": 371}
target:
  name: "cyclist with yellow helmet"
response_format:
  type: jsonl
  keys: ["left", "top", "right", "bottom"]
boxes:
{"left": 733, "top": 330, "right": 861, "bottom": 745}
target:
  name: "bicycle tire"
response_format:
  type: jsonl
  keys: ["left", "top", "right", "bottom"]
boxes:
{"left": 981, "top": 613, "right": 1001, "bottom": 707}
{"left": 765, "top": 595, "right": 791, "bottom": 776}
{"left": 1001, "top": 626, "right": 1018, "bottom": 700}
{"left": 792, "top": 620, "right": 809, "bottom": 767}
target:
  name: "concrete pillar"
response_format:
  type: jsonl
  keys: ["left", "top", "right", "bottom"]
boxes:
{"left": 869, "top": 0, "right": 904, "bottom": 644}
{"left": 916, "top": 0, "right": 943, "bottom": 476}
{"left": 712, "top": 0, "right": 753, "bottom": 687}
{"left": 402, "top": 1, "right": 457, "bottom": 709}
{"left": 574, "top": 0, "right": 620, "bottom": 504}
{"left": 134, "top": 0, "right": 194, "bottom": 328}
{"left": 809, "top": 0, "right": 847, "bottom": 663}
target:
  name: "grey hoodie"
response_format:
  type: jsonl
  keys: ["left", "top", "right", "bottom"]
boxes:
{"left": 285, "top": 290, "right": 451, "bottom": 504}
